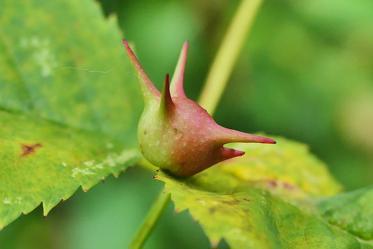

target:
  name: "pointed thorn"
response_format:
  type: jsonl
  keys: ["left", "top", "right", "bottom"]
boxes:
{"left": 217, "top": 126, "right": 276, "bottom": 144}
{"left": 160, "top": 73, "right": 174, "bottom": 113}
{"left": 253, "top": 136, "right": 276, "bottom": 144}
{"left": 221, "top": 147, "right": 245, "bottom": 160}
{"left": 122, "top": 39, "right": 160, "bottom": 97}
{"left": 242, "top": 134, "right": 276, "bottom": 144}
{"left": 170, "top": 41, "right": 189, "bottom": 97}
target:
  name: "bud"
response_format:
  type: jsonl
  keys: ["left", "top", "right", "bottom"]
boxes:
{"left": 123, "top": 40, "right": 275, "bottom": 177}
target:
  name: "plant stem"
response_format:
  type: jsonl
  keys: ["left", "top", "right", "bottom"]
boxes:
{"left": 129, "top": 190, "right": 170, "bottom": 249}
{"left": 198, "top": 0, "right": 263, "bottom": 114}
{"left": 130, "top": 1, "right": 263, "bottom": 248}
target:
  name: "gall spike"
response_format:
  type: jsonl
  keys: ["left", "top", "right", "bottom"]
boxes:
{"left": 123, "top": 39, "right": 276, "bottom": 177}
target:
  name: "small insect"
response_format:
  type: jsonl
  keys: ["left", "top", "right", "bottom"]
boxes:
{"left": 123, "top": 40, "right": 275, "bottom": 177}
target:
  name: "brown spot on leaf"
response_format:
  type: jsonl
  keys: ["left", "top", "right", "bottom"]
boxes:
{"left": 209, "top": 207, "right": 217, "bottom": 214}
{"left": 283, "top": 182, "right": 294, "bottom": 190}
{"left": 21, "top": 143, "right": 42, "bottom": 157}
{"left": 267, "top": 180, "right": 278, "bottom": 188}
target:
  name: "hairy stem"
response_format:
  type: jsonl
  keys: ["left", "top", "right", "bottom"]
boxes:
{"left": 130, "top": 0, "right": 262, "bottom": 248}
{"left": 198, "top": 0, "right": 263, "bottom": 114}
{"left": 129, "top": 191, "right": 170, "bottom": 249}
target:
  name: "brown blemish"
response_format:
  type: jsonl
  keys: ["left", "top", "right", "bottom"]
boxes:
{"left": 267, "top": 180, "right": 278, "bottom": 188}
{"left": 283, "top": 182, "right": 294, "bottom": 190}
{"left": 209, "top": 207, "right": 217, "bottom": 214}
{"left": 21, "top": 143, "right": 42, "bottom": 157}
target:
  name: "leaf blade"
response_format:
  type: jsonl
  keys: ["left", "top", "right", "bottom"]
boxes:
{"left": 0, "top": 0, "right": 142, "bottom": 228}
{"left": 159, "top": 172, "right": 363, "bottom": 249}
{"left": 157, "top": 137, "right": 370, "bottom": 248}
{"left": 0, "top": 110, "right": 140, "bottom": 228}
{"left": 318, "top": 186, "right": 373, "bottom": 241}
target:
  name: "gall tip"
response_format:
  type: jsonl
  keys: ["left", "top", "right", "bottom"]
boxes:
{"left": 122, "top": 38, "right": 161, "bottom": 98}
{"left": 183, "top": 40, "right": 189, "bottom": 48}
{"left": 165, "top": 73, "right": 170, "bottom": 85}
{"left": 260, "top": 137, "right": 276, "bottom": 144}
{"left": 221, "top": 147, "right": 245, "bottom": 160}
{"left": 242, "top": 133, "right": 277, "bottom": 144}
{"left": 122, "top": 39, "right": 129, "bottom": 48}
{"left": 160, "top": 73, "right": 174, "bottom": 113}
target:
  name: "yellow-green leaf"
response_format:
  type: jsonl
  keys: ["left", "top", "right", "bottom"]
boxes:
{"left": 220, "top": 137, "right": 341, "bottom": 199}
{"left": 158, "top": 170, "right": 366, "bottom": 249}
{"left": 318, "top": 186, "right": 373, "bottom": 241}
{"left": 157, "top": 137, "right": 371, "bottom": 249}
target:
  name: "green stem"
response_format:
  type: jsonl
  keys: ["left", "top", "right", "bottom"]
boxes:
{"left": 198, "top": 0, "right": 263, "bottom": 114}
{"left": 129, "top": 190, "right": 170, "bottom": 249}
{"left": 130, "top": 1, "right": 263, "bottom": 248}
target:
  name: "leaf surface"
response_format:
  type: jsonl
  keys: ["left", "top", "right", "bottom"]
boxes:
{"left": 219, "top": 138, "right": 341, "bottom": 200}
{"left": 158, "top": 137, "right": 371, "bottom": 249}
{"left": 0, "top": 0, "right": 142, "bottom": 228}
{"left": 318, "top": 186, "right": 373, "bottom": 241}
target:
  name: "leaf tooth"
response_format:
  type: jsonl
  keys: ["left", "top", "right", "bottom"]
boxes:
{"left": 43, "top": 198, "right": 62, "bottom": 216}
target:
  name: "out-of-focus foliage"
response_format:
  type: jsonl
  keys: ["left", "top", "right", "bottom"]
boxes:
{"left": 0, "top": 0, "right": 142, "bottom": 229}
{"left": 215, "top": 0, "right": 373, "bottom": 189}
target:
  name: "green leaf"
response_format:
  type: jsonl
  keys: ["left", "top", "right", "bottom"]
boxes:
{"left": 218, "top": 137, "right": 341, "bottom": 200}
{"left": 157, "top": 137, "right": 371, "bottom": 249}
{"left": 318, "top": 186, "right": 373, "bottom": 241}
{"left": 159, "top": 173, "right": 367, "bottom": 249}
{"left": 0, "top": 0, "right": 142, "bottom": 228}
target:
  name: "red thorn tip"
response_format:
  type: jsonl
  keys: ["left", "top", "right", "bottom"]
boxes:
{"left": 262, "top": 138, "right": 276, "bottom": 144}
{"left": 161, "top": 72, "right": 173, "bottom": 111}
{"left": 122, "top": 39, "right": 128, "bottom": 46}
{"left": 221, "top": 147, "right": 245, "bottom": 160}
{"left": 122, "top": 39, "right": 134, "bottom": 55}
{"left": 247, "top": 135, "right": 276, "bottom": 144}
{"left": 183, "top": 41, "right": 189, "bottom": 48}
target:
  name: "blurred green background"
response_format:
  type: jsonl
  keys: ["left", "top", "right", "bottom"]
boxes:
{"left": 1, "top": 0, "right": 372, "bottom": 248}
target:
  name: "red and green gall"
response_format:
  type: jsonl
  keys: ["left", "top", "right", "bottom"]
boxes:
{"left": 123, "top": 40, "right": 275, "bottom": 177}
